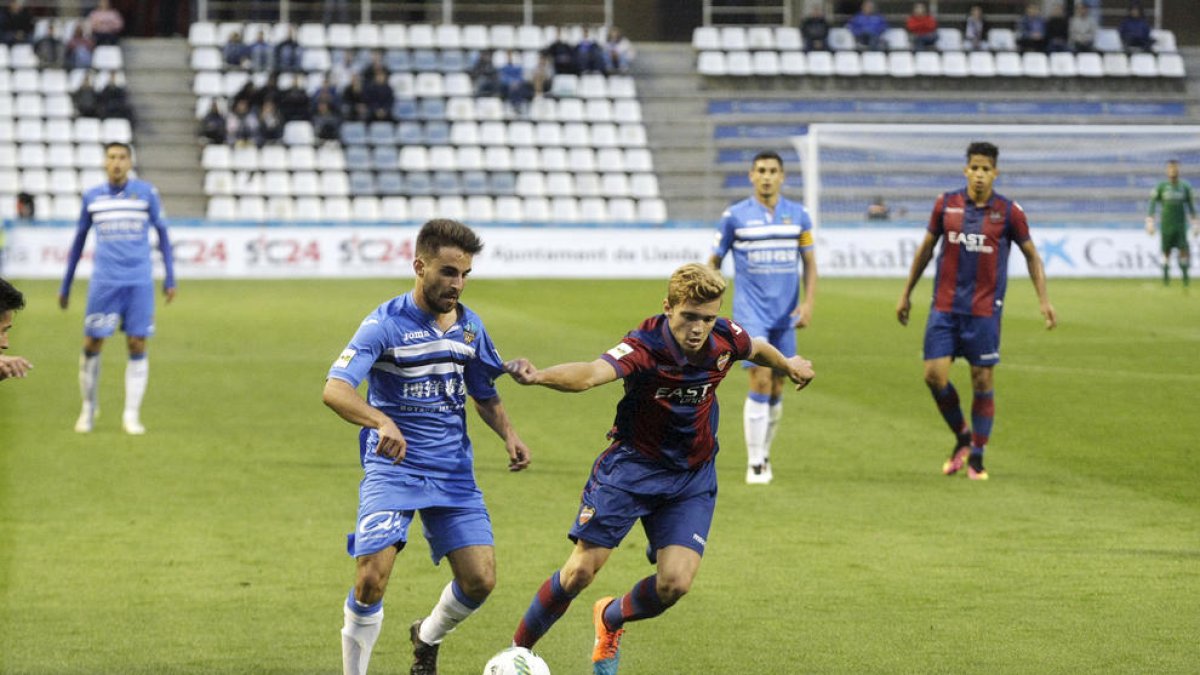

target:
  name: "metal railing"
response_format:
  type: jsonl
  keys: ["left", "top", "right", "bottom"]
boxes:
{"left": 194, "top": 0, "right": 613, "bottom": 27}
{"left": 702, "top": 0, "right": 791, "bottom": 27}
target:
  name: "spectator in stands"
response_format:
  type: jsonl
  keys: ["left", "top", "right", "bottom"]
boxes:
{"left": 1118, "top": 5, "right": 1153, "bottom": 52}
{"left": 340, "top": 73, "right": 367, "bottom": 121}
{"left": 258, "top": 100, "right": 284, "bottom": 145}
{"left": 603, "top": 27, "right": 635, "bottom": 74}
{"left": 34, "top": 22, "right": 62, "bottom": 67}
{"left": 312, "top": 100, "right": 341, "bottom": 141}
{"left": 223, "top": 31, "right": 251, "bottom": 68}
{"left": 65, "top": 24, "right": 95, "bottom": 69}
{"left": 866, "top": 196, "right": 891, "bottom": 220}
{"left": 15, "top": 192, "right": 34, "bottom": 219}
{"left": 330, "top": 48, "right": 358, "bottom": 90}
{"left": 277, "top": 79, "right": 312, "bottom": 123}
{"left": 801, "top": 4, "right": 830, "bottom": 52}
{"left": 360, "top": 49, "right": 390, "bottom": 81}
{"left": 906, "top": 2, "right": 939, "bottom": 51}
{"left": 576, "top": 27, "right": 606, "bottom": 73}
{"left": 1044, "top": 4, "right": 1070, "bottom": 52}
{"left": 199, "top": 99, "right": 227, "bottom": 144}
{"left": 963, "top": 4, "right": 988, "bottom": 51}
{"left": 543, "top": 27, "right": 580, "bottom": 76}
{"left": 251, "top": 72, "right": 280, "bottom": 110}
{"left": 848, "top": 1, "right": 888, "bottom": 51}
{"left": 498, "top": 50, "right": 533, "bottom": 114}
{"left": 226, "top": 98, "right": 260, "bottom": 147}
{"left": 470, "top": 49, "right": 500, "bottom": 97}
{"left": 71, "top": 71, "right": 100, "bottom": 118}
{"left": 310, "top": 75, "right": 341, "bottom": 114}
{"left": 87, "top": 0, "right": 124, "bottom": 46}
{"left": 0, "top": 0, "right": 34, "bottom": 45}
{"left": 99, "top": 71, "right": 134, "bottom": 122}
{"left": 248, "top": 29, "right": 273, "bottom": 71}
{"left": 274, "top": 25, "right": 303, "bottom": 72}
{"left": 530, "top": 53, "right": 554, "bottom": 98}
{"left": 362, "top": 69, "right": 394, "bottom": 122}
{"left": 1069, "top": 3, "right": 1096, "bottom": 52}
{"left": 1016, "top": 3, "right": 1046, "bottom": 53}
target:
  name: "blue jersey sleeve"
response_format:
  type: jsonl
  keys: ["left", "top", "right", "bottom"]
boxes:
{"left": 59, "top": 197, "right": 94, "bottom": 297}
{"left": 148, "top": 186, "right": 176, "bottom": 289}
{"left": 711, "top": 207, "right": 738, "bottom": 259}
{"left": 798, "top": 206, "right": 815, "bottom": 252}
{"left": 327, "top": 314, "right": 387, "bottom": 388}
{"left": 465, "top": 326, "right": 504, "bottom": 401}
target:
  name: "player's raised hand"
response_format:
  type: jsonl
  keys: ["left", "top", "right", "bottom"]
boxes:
{"left": 58, "top": 293, "right": 69, "bottom": 310}
{"left": 786, "top": 354, "right": 815, "bottom": 390}
{"left": 164, "top": 286, "right": 177, "bottom": 304}
{"left": 504, "top": 358, "right": 538, "bottom": 385}
{"left": 373, "top": 418, "right": 408, "bottom": 464}
{"left": 1145, "top": 216, "right": 1156, "bottom": 235}
{"left": 896, "top": 294, "right": 912, "bottom": 326}
{"left": 506, "top": 436, "right": 532, "bottom": 472}
{"left": 1041, "top": 302, "right": 1058, "bottom": 330}
{"left": 0, "top": 355, "right": 33, "bottom": 380}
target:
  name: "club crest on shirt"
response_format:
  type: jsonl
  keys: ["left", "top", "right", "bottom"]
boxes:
{"left": 606, "top": 343, "right": 634, "bottom": 360}
{"left": 716, "top": 351, "right": 731, "bottom": 370}
{"left": 463, "top": 320, "right": 478, "bottom": 344}
{"left": 781, "top": 215, "right": 792, "bottom": 224}
{"left": 989, "top": 211, "right": 1004, "bottom": 222}
{"left": 334, "top": 348, "right": 356, "bottom": 369}
{"left": 578, "top": 505, "right": 595, "bottom": 526}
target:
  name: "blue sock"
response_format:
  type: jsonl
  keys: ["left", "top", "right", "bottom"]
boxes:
{"left": 971, "top": 390, "right": 994, "bottom": 457}
{"left": 513, "top": 570, "right": 576, "bottom": 648}
{"left": 930, "top": 383, "right": 968, "bottom": 438}
{"left": 602, "top": 575, "right": 671, "bottom": 631}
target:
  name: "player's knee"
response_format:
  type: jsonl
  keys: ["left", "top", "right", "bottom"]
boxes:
{"left": 353, "top": 575, "right": 387, "bottom": 605}
{"left": 654, "top": 575, "right": 691, "bottom": 606}
{"left": 559, "top": 565, "right": 596, "bottom": 594}
{"left": 923, "top": 371, "right": 946, "bottom": 390}
{"left": 457, "top": 571, "right": 496, "bottom": 601}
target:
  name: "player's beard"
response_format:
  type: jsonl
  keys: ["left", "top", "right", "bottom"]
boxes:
{"left": 424, "top": 286, "right": 459, "bottom": 314}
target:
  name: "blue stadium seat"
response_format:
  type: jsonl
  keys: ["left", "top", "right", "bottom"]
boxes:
{"left": 344, "top": 145, "right": 370, "bottom": 168}
{"left": 489, "top": 171, "right": 517, "bottom": 195}
{"left": 412, "top": 49, "right": 439, "bottom": 72}
{"left": 419, "top": 98, "right": 446, "bottom": 120}
{"left": 340, "top": 121, "right": 367, "bottom": 145}
{"left": 392, "top": 98, "right": 419, "bottom": 121}
{"left": 424, "top": 120, "right": 451, "bottom": 144}
{"left": 368, "top": 121, "right": 395, "bottom": 145}
{"left": 432, "top": 170, "right": 461, "bottom": 194}
{"left": 396, "top": 121, "right": 424, "bottom": 144}
{"left": 439, "top": 50, "right": 467, "bottom": 72}
{"left": 349, "top": 171, "right": 376, "bottom": 196}
{"left": 386, "top": 49, "right": 412, "bottom": 72}
{"left": 371, "top": 145, "right": 398, "bottom": 170}
{"left": 462, "top": 170, "right": 489, "bottom": 195}
{"left": 377, "top": 170, "right": 404, "bottom": 195}
{"left": 406, "top": 171, "right": 433, "bottom": 195}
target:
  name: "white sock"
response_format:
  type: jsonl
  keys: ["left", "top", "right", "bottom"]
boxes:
{"left": 342, "top": 601, "right": 383, "bottom": 675}
{"left": 763, "top": 401, "right": 784, "bottom": 462}
{"left": 79, "top": 352, "right": 100, "bottom": 410}
{"left": 419, "top": 580, "right": 481, "bottom": 645}
{"left": 124, "top": 357, "right": 148, "bottom": 419}
{"left": 743, "top": 397, "right": 769, "bottom": 467}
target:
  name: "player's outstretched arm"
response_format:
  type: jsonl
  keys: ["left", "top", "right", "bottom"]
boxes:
{"left": 1018, "top": 239, "right": 1057, "bottom": 330}
{"left": 322, "top": 378, "right": 408, "bottom": 463}
{"left": 473, "top": 396, "right": 531, "bottom": 472}
{"left": 794, "top": 248, "right": 818, "bottom": 329}
{"left": 504, "top": 357, "right": 618, "bottom": 392}
{"left": 0, "top": 354, "right": 33, "bottom": 380}
{"left": 748, "top": 337, "right": 814, "bottom": 390}
{"left": 1145, "top": 216, "right": 1156, "bottom": 235}
{"left": 897, "top": 231, "right": 937, "bottom": 326}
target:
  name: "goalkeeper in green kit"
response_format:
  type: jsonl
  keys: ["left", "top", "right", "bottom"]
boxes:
{"left": 1145, "top": 159, "right": 1198, "bottom": 287}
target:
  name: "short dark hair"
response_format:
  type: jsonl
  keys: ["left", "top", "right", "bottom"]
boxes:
{"left": 415, "top": 219, "right": 483, "bottom": 258}
{"left": 104, "top": 141, "right": 132, "bottom": 155}
{"left": 966, "top": 142, "right": 999, "bottom": 164}
{"left": 752, "top": 150, "right": 784, "bottom": 170}
{"left": 0, "top": 277, "right": 25, "bottom": 314}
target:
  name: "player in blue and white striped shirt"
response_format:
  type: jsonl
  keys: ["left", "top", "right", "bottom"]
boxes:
{"left": 59, "top": 142, "right": 176, "bottom": 435}
{"left": 324, "top": 219, "right": 532, "bottom": 675}
{"left": 709, "top": 151, "right": 817, "bottom": 485}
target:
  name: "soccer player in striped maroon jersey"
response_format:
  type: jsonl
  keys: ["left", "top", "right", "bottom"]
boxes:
{"left": 504, "top": 263, "right": 814, "bottom": 674}
{"left": 897, "top": 142, "right": 1057, "bottom": 480}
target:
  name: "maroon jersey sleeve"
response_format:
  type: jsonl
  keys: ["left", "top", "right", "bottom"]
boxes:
{"left": 727, "top": 319, "right": 754, "bottom": 361}
{"left": 599, "top": 335, "right": 656, "bottom": 378}
{"left": 927, "top": 193, "right": 946, "bottom": 237}
{"left": 1007, "top": 200, "right": 1031, "bottom": 244}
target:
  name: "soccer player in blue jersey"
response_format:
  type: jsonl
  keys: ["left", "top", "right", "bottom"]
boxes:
{"left": 708, "top": 150, "right": 817, "bottom": 485}
{"left": 324, "top": 219, "right": 532, "bottom": 675}
{"left": 505, "top": 263, "right": 814, "bottom": 674}
{"left": 897, "top": 142, "right": 1056, "bottom": 480}
{"left": 59, "top": 142, "right": 175, "bottom": 434}
{"left": 0, "top": 277, "right": 33, "bottom": 381}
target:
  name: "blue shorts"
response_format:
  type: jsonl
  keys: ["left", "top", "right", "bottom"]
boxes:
{"left": 346, "top": 504, "right": 493, "bottom": 564}
{"left": 734, "top": 318, "right": 795, "bottom": 368}
{"left": 923, "top": 309, "right": 1002, "bottom": 367}
{"left": 569, "top": 444, "right": 717, "bottom": 559}
{"left": 84, "top": 282, "right": 155, "bottom": 339}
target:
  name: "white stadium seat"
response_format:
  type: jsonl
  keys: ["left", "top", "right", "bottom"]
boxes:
{"left": 1049, "top": 52, "right": 1077, "bottom": 77}
{"left": 726, "top": 51, "right": 753, "bottom": 76}
{"left": 1102, "top": 52, "right": 1130, "bottom": 77}
{"left": 692, "top": 26, "right": 720, "bottom": 51}
{"left": 1130, "top": 52, "right": 1158, "bottom": 77}
{"left": 1158, "top": 53, "right": 1185, "bottom": 78}
{"left": 1150, "top": 29, "right": 1177, "bottom": 53}
{"left": 719, "top": 26, "right": 747, "bottom": 51}
{"left": 1022, "top": 51, "right": 1050, "bottom": 77}
{"left": 775, "top": 27, "right": 802, "bottom": 51}
{"left": 697, "top": 51, "right": 726, "bottom": 76}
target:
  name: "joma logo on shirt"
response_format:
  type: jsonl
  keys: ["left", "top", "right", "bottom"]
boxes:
{"left": 655, "top": 383, "right": 714, "bottom": 403}
{"left": 403, "top": 330, "right": 431, "bottom": 341}
{"left": 948, "top": 231, "right": 994, "bottom": 253}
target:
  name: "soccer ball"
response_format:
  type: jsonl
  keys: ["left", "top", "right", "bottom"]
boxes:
{"left": 482, "top": 646, "right": 550, "bottom": 675}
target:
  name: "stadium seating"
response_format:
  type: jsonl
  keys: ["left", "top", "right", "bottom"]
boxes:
{"left": 192, "top": 22, "right": 664, "bottom": 222}
{"left": 0, "top": 19, "right": 130, "bottom": 219}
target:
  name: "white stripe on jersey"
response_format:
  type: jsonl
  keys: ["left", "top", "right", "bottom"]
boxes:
{"left": 733, "top": 238, "right": 801, "bottom": 250}
{"left": 93, "top": 210, "right": 150, "bottom": 223}
{"left": 733, "top": 224, "right": 803, "bottom": 239}
{"left": 384, "top": 339, "right": 477, "bottom": 360}
{"left": 88, "top": 198, "right": 149, "bottom": 213}
{"left": 372, "top": 360, "right": 464, "bottom": 378}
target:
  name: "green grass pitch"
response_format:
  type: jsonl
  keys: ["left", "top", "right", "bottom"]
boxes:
{"left": 2, "top": 277, "right": 1198, "bottom": 674}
